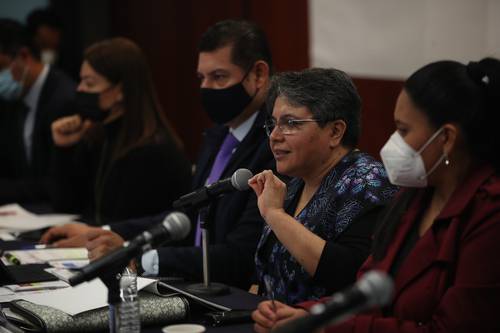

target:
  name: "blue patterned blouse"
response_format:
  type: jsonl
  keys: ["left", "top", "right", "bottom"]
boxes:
{"left": 255, "top": 150, "right": 398, "bottom": 304}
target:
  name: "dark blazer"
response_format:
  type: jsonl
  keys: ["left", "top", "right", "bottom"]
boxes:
{"left": 111, "top": 109, "right": 274, "bottom": 289}
{"left": 301, "top": 164, "right": 500, "bottom": 333}
{"left": 49, "top": 120, "right": 192, "bottom": 225}
{"left": 0, "top": 67, "right": 76, "bottom": 204}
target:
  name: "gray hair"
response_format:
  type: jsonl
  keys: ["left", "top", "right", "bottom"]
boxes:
{"left": 266, "top": 68, "right": 361, "bottom": 147}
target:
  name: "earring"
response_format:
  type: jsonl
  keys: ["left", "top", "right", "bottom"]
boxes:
{"left": 444, "top": 152, "right": 450, "bottom": 166}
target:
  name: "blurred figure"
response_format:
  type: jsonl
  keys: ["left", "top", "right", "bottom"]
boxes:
{"left": 26, "top": 8, "right": 62, "bottom": 66}
{"left": 252, "top": 58, "right": 500, "bottom": 333}
{"left": 250, "top": 68, "right": 397, "bottom": 304}
{"left": 0, "top": 18, "right": 75, "bottom": 205}
{"left": 49, "top": 37, "right": 192, "bottom": 225}
{"left": 42, "top": 20, "right": 274, "bottom": 289}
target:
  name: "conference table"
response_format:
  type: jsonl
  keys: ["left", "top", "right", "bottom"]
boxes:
{"left": 145, "top": 324, "right": 254, "bottom": 333}
{"left": 0, "top": 238, "right": 261, "bottom": 333}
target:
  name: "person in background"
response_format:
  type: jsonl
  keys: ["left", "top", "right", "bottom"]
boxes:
{"left": 41, "top": 20, "right": 274, "bottom": 289}
{"left": 49, "top": 37, "right": 192, "bottom": 225}
{"left": 249, "top": 68, "right": 397, "bottom": 305}
{"left": 26, "top": 8, "right": 62, "bottom": 67}
{"left": 0, "top": 18, "right": 75, "bottom": 205}
{"left": 252, "top": 58, "right": 500, "bottom": 333}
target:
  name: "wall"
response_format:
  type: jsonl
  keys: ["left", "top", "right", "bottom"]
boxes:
{"left": 0, "top": 0, "right": 48, "bottom": 22}
{"left": 311, "top": 0, "right": 500, "bottom": 79}
{"left": 310, "top": 0, "right": 500, "bottom": 157}
{"left": 109, "top": 0, "right": 309, "bottom": 161}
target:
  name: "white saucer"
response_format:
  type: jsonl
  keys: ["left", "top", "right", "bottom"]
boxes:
{"left": 162, "top": 324, "right": 206, "bottom": 333}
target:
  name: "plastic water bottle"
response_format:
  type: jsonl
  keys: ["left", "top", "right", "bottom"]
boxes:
{"left": 115, "top": 268, "right": 141, "bottom": 333}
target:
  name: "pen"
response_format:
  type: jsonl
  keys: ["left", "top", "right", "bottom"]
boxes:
{"left": 4, "top": 252, "right": 21, "bottom": 265}
{"left": 263, "top": 275, "right": 276, "bottom": 313}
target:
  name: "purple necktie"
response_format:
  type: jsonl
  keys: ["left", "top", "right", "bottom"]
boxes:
{"left": 195, "top": 132, "right": 239, "bottom": 246}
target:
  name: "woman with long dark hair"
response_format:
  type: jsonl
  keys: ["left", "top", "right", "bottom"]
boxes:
{"left": 252, "top": 58, "right": 500, "bottom": 333}
{"left": 49, "top": 38, "right": 191, "bottom": 225}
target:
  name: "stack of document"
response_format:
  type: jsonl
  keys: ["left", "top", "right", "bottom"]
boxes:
{"left": 19, "top": 277, "right": 156, "bottom": 315}
{"left": 0, "top": 203, "right": 79, "bottom": 237}
{"left": 3, "top": 280, "right": 69, "bottom": 292}
{"left": 3, "top": 248, "right": 88, "bottom": 265}
{"left": 2, "top": 248, "right": 89, "bottom": 273}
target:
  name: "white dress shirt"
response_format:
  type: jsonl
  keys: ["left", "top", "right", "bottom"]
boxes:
{"left": 23, "top": 65, "right": 50, "bottom": 163}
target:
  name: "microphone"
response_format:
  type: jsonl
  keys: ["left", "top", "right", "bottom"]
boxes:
{"left": 273, "top": 271, "right": 393, "bottom": 333}
{"left": 173, "top": 168, "right": 253, "bottom": 209}
{"left": 68, "top": 212, "right": 191, "bottom": 286}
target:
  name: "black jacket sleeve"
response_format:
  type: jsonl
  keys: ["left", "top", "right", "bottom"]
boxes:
{"left": 155, "top": 186, "right": 265, "bottom": 289}
{"left": 97, "top": 141, "right": 192, "bottom": 223}
{"left": 313, "top": 206, "right": 384, "bottom": 293}
{"left": 49, "top": 144, "right": 92, "bottom": 215}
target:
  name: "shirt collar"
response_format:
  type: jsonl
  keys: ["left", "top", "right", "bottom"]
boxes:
{"left": 229, "top": 111, "right": 258, "bottom": 142}
{"left": 23, "top": 65, "right": 50, "bottom": 110}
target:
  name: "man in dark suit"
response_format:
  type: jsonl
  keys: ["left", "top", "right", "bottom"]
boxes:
{"left": 41, "top": 20, "right": 274, "bottom": 289}
{"left": 0, "top": 19, "right": 76, "bottom": 205}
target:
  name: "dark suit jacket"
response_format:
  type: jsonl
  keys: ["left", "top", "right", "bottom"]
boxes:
{"left": 112, "top": 110, "right": 274, "bottom": 289}
{"left": 300, "top": 164, "right": 500, "bottom": 333}
{"left": 0, "top": 67, "right": 76, "bottom": 204}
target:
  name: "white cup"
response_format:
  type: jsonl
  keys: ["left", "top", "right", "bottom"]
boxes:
{"left": 162, "top": 324, "right": 206, "bottom": 333}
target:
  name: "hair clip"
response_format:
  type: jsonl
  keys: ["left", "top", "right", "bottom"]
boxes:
{"left": 482, "top": 75, "right": 489, "bottom": 85}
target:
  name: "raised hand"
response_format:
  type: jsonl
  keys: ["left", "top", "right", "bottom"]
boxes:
{"left": 51, "top": 114, "right": 93, "bottom": 147}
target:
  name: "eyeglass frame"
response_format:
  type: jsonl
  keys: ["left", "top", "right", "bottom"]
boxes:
{"left": 263, "top": 117, "right": 324, "bottom": 136}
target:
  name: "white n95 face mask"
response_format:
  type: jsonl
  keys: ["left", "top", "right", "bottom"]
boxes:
{"left": 380, "top": 128, "right": 445, "bottom": 188}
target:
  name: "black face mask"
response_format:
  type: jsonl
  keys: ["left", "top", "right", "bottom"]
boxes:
{"left": 200, "top": 80, "right": 255, "bottom": 125}
{"left": 75, "top": 91, "right": 108, "bottom": 122}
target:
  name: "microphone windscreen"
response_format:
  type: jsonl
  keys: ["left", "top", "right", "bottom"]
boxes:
{"left": 162, "top": 212, "right": 191, "bottom": 241}
{"left": 231, "top": 168, "right": 253, "bottom": 191}
{"left": 358, "top": 271, "right": 393, "bottom": 307}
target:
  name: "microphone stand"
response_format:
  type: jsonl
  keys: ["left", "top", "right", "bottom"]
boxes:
{"left": 69, "top": 246, "right": 141, "bottom": 332}
{"left": 92, "top": 257, "right": 130, "bottom": 333}
{"left": 103, "top": 271, "right": 121, "bottom": 333}
{"left": 186, "top": 203, "right": 230, "bottom": 296}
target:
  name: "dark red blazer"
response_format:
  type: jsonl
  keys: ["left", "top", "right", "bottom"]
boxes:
{"left": 301, "top": 164, "right": 500, "bottom": 333}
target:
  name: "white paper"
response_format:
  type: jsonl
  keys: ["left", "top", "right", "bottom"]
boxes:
{"left": 0, "top": 288, "right": 49, "bottom": 303}
{"left": 5, "top": 280, "right": 69, "bottom": 292}
{"left": 0, "top": 203, "right": 79, "bottom": 232}
{"left": 48, "top": 259, "right": 89, "bottom": 270}
{"left": 19, "top": 277, "right": 156, "bottom": 316}
{"left": 44, "top": 267, "right": 77, "bottom": 283}
{"left": 5, "top": 248, "right": 88, "bottom": 264}
{"left": 0, "top": 287, "right": 14, "bottom": 297}
{"left": 0, "top": 232, "right": 15, "bottom": 240}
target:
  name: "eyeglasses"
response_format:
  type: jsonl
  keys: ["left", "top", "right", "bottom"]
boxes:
{"left": 263, "top": 117, "right": 321, "bottom": 136}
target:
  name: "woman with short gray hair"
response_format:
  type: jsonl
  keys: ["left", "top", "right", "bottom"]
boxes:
{"left": 249, "top": 68, "right": 397, "bottom": 304}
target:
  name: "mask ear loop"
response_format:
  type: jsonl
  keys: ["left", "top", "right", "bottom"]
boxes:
{"left": 416, "top": 127, "right": 445, "bottom": 155}
{"left": 13, "top": 64, "right": 29, "bottom": 99}
{"left": 240, "top": 63, "right": 260, "bottom": 100}
{"left": 416, "top": 127, "right": 447, "bottom": 180}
